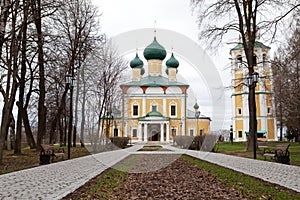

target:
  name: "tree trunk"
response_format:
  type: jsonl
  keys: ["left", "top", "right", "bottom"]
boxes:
{"left": 80, "top": 67, "right": 86, "bottom": 147}
{"left": 31, "top": 0, "right": 46, "bottom": 149}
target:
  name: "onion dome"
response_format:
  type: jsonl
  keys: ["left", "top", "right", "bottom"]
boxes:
{"left": 193, "top": 102, "right": 199, "bottom": 110}
{"left": 130, "top": 53, "right": 144, "bottom": 68}
{"left": 166, "top": 53, "right": 179, "bottom": 68}
{"left": 143, "top": 37, "right": 167, "bottom": 60}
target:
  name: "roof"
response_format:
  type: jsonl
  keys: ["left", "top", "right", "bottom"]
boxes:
{"left": 187, "top": 109, "right": 211, "bottom": 120}
{"left": 230, "top": 41, "right": 271, "bottom": 52}
{"left": 120, "top": 75, "right": 189, "bottom": 87}
{"left": 143, "top": 37, "right": 167, "bottom": 60}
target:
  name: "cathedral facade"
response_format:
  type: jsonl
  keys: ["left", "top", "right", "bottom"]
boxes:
{"left": 111, "top": 36, "right": 211, "bottom": 143}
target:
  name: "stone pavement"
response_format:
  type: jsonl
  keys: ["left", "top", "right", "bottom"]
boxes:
{"left": 0, "top": 144, "right": 299, "bottom": 200}
{"left": 164, "top": 145, "right": 300, "bottom": 193}
{"left": 0, "top": 145, "right": 142, "bottom": 200}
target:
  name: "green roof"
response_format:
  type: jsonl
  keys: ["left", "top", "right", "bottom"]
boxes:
{"left": 143, "top": 37, "right": 167, "bottom": 60}
{"left": 230, "top": 41, "right": 271, "bottom": 51}
{"left": 120, "top": 75, "right": 189, "bottom": 87}
{"left": 166, "top": 53, "right": 179, "bottom": 68}
{"left": 130, "top": 53, "right": 144, "bottom": 68}
{"left": 145, "top": 108, "right": 163, "bottom": 117}
{"left": 187, "top": 109, "right": 211, "bottom": 120}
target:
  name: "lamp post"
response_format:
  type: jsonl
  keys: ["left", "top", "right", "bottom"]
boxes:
{"left": 194, "top": 102, "right": 200, "bottom": 136}
{"left": 66, "top": 74, "right": 75, "bottom": 160}
{"left": 248, "top": 71, "right": 259, "bottom": 159}
{"left": 179, "top": 121, "right": 183, "bottom": 136}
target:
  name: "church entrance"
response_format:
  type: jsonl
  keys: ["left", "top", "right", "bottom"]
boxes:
{"left": 148, "top": 124, "right": 160, "bottom": 141}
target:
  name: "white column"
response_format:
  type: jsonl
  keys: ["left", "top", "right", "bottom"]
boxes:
{"left": 124, "top": 122, "right": 127, "bottom": 137}
{"left": 166, "top": 123, "right": 170, "bottom": 142}
{"left": 142, "top": 95, "right": 146, "bottom": 116}
{"left": 144, "top": 123, "right": 148, "bottom": 142}
{"left": 138, "top": 123, "right": 142, "bottom": 142}
{"left": 160, "top": 123, "right": 164, "bottom": 142}
{"left": 163, "top": 98, "right": 166, "bottom": 116}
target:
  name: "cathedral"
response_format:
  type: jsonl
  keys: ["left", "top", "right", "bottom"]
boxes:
{"left": 230, "top": 40, "right": 277, "bottom": 141}
{"left": 109, "top": 36, "right": 211, "bottom": 143}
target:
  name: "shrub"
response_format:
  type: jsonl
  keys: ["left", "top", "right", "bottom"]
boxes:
{"left": 174, "top": 136, "right": 206, "bottom": 150}
{"left": 109, "top": 137, "right": 129, "bottom": 149}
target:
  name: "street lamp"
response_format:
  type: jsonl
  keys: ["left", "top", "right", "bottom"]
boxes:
{"left": 194, "top": 102, "right": 200, "bottom": 136}
{"left": 66, "top": 74, "right": 75, "bottom": 160}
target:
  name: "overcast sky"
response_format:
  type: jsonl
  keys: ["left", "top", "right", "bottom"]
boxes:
{"left": 92, "top": 0, "right": 238, "bottom": 129}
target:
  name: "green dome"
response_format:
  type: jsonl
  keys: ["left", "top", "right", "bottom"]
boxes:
{"left": 166, "top": 53, "right": 179, "bottom": 68}
{"left": 143, "top": 37, "right": 167, "bottom": 60}
{"left": 146, "top": 110, "right": 163, "bottom": 117}
{"left": 193, "top": 102, "right": 199, "bottom": 110}
{"left": 130, "top": 53, "right": 144, "bottom": 68}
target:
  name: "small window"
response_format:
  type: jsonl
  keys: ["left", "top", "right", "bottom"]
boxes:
{"left": 236, "top": 55, "right": 242, "bottom": 68}
{"left": 133, "top": 105, "right": 138, "bottom": 116}
{"left": 267, "top": 107, "right": 272, "bottom": 114}
{"left": 171, "top": 128, "right": 177, "bottom": 137}
{"left": 171, "top": 105, "right": 176, "bottom": 116}
{"left": 152, "top": 105, "right": 157, "bottom": 111}
{"left": 132, "top": 129, "right": 137, "bottom": 137}
{"left": 237, "top": 108, "right": 242, "bottom": 115}
{"left": 238, "top": 131, "right": 243, "bottom": 138}
{"left": 190, "top": 129, "right": 194, "bottom": 136}
{"left": 200, "top": 129, "right": 203, "bottom": 136}
{"left": 114, "top": 128, "right": 118, "bottom": 137}
{"left": 263, "top": 54, "right": 267, "bottom": 66}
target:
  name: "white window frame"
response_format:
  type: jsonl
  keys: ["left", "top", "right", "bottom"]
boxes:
{"left": 132, "top": 128, "right": 137, "bottom": 138}
{"left": 132, "top": 103, "right": 139, "bottom": 117}
{"left": 169, "top": 103, "right": 177, "bottom": 117}
{"left": 189, "top": 128, "right": 194, "bottom": 136}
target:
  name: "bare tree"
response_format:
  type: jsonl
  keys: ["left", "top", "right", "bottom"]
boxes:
{"left": 273, "top": 18, "right": 300, "bottom": 141}
{"left": 191, "top": 0, "right": 300, "bottom": 152}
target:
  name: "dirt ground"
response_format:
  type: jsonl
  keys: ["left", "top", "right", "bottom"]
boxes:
{"left": 64, "top": 155, "right": 248, "bottom": 200}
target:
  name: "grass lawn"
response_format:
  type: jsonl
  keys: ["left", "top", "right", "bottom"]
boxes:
{"left": 214, "top": 141, "right": 300, "bottom": 166}
{"left": 0, "top": 145, "right": 90, "bottom": 175}
{"left": 137, "top": 145, "right": 171, "bottom": 151}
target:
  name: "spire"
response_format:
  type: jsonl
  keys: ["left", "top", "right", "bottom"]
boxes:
{"left": 154, "top": 20, "right": 157, "bottom": 37}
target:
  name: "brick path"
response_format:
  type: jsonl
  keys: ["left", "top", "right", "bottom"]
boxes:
{"left": 0, "top": 144, "right": 299, "bottom": 199}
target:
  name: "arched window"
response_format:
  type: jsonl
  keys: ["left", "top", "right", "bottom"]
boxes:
{"left": 132, "top": 103, "right": 139, "bottom": 117}
{"left": 262, "top": 54, "right": 267, "bottom": 66}
{"left": 253, "top": 54, "right": 257, "bottom": 66}
{"left": 236, "top": 55, "right": 243, "bottom": 68}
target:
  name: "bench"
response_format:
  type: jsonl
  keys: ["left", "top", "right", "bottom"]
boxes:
{"left": 40, "top": 144, "right": 65, "bottom": 164}
{"left": 262, "top": 144, "right": 290, "bottom": 165}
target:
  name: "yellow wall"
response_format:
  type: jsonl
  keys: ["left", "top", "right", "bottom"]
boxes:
{"left": 255, "top": 94, "right": 261, "bottom": 116}
{"left": 235, "top": 120, "right": 243, "bottom": 139}
{"left": 146, "top": 99, "right": 163, "bottom": 113}
{"left": 128, "top": 99, "right": 142, "bottom": 117}
{"left": 166, "top": 98, "right": 181, "bottom": 117}
{"left": 268, "top": 119, "right": 275, "bottom": 140}
{"left": 235, "top": 95, "right": 243, "bottom": 116}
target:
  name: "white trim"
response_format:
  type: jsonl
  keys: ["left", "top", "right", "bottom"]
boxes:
{"left": 169, "top": 102, "right": 177, "bottom": 117}
{"left": 132, "top": 102, "right": 139, "bottom": 117}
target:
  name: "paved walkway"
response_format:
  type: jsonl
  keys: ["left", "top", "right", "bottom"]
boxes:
{"left": 0, "top": 144, "right": 299, "bottom": 199}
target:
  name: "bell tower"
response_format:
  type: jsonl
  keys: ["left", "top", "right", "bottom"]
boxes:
{"left": 230, "top": 40, "right": 277, "bottom": 141}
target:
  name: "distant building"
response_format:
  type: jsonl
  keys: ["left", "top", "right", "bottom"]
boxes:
{"left": 102, "top": 36, "right": 211, "bottom": 143}
{"left": 230, "top": 40, "right": 277, "bottom": 141}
